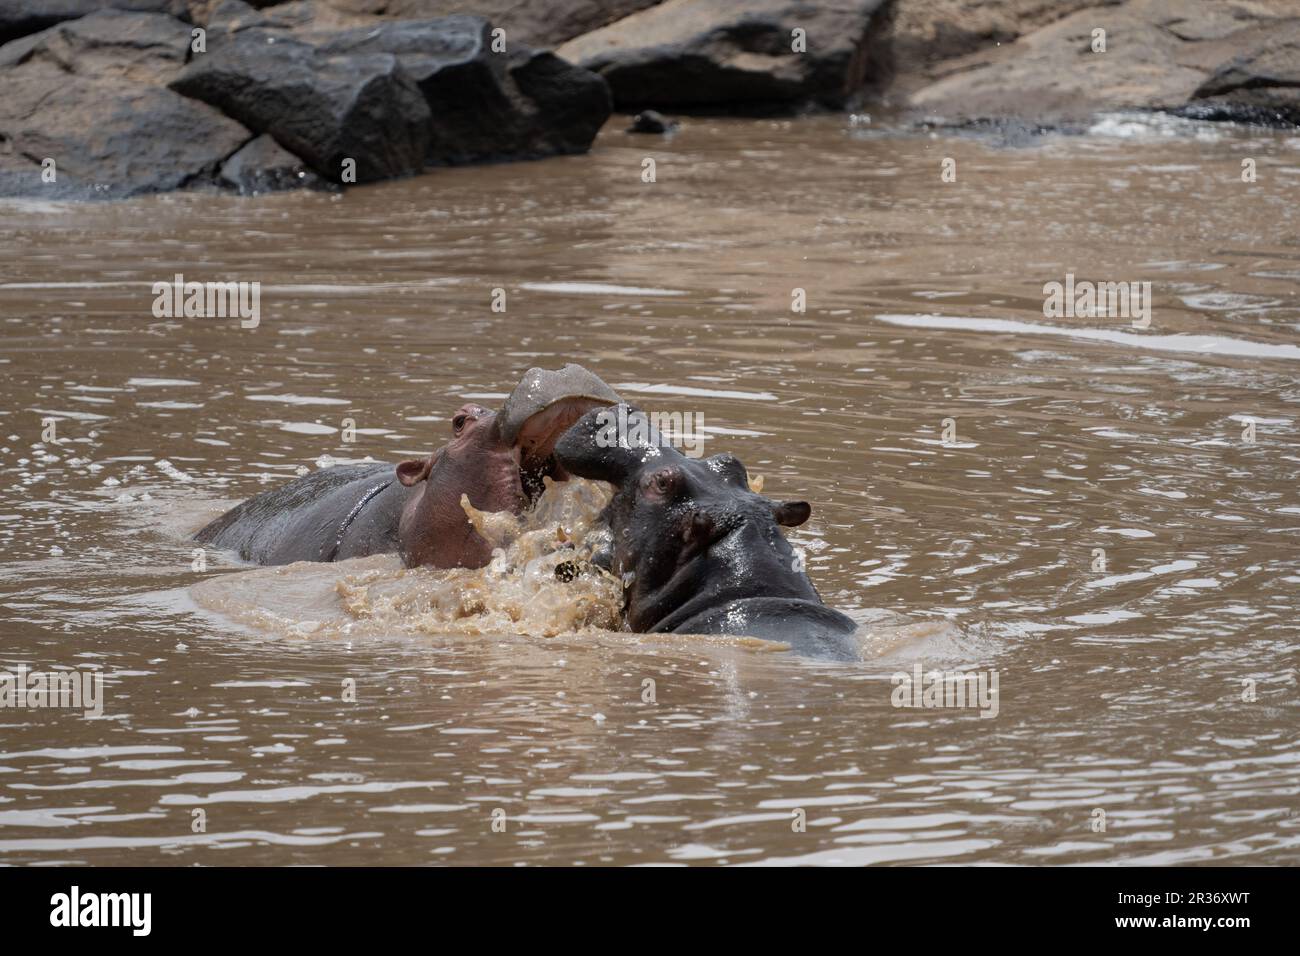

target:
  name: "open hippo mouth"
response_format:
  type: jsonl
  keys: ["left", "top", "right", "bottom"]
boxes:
{"left": 394, "top": 364, "right": 622, "bottom": 569}
{"left": 499, "top": 363, "right": 624, "bottom": 498}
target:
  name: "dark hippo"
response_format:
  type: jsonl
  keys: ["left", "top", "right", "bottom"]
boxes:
{"left": 195, "top": 364, "right": 620, "bottom": 568}
{"left": 554, "top": 404, "right": 860, "bottom": 661}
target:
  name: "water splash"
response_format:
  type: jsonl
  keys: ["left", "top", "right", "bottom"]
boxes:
{"left": 192, "top": 478, "right": 624, "bottom": 639}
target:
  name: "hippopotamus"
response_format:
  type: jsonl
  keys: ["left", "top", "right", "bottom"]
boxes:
{"left": 195, "top": 364, "right": 620, "bottom": 569}
{"left": 554, "top": 404, "right": 861, "bottom": 661}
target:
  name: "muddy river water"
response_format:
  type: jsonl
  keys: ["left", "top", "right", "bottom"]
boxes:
{"left": 0, "top": 114, "right": 1297, "bottom": 865}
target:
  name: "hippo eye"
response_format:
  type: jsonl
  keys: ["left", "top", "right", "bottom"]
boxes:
{"left": 452, "top": 413, "right": 469, "bottom": 434}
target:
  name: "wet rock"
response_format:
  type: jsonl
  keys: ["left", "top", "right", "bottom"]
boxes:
{"left": 219, "top": 132, "right": 327, "bottom": 192}
{"left": 557, "top": 0, "right": 889, "bottom": 111}
{"left": 626, "top": 109, "right": 678, "bottom": 133}
{"left": 205, "top": 14, "right": 611, "bottom": 165}
{"left": 905, "top": 0, "right": 1300, "bottom": 127}
{"left": 169, "top": 29, "right": 433, "bottom": 183}
{"left": 1191, "top": 17, "right": 1300, "bottom": 125}
{"left": 0, "top": 68, "right": 251, "bottom": 199}
{"left": 0, "top": 3, "right": 609, "bottom": 199}
{"left": 507, "top": 48, "right": 615, "bottom": 156}
{"left": 0, "top": 9, "right": 252, "bottom": 200}
{"left": 318, "top": 16, "right": 521, "bottom": 165}
{"left": 0, "top": 1, "right": 190, "bottom": 46}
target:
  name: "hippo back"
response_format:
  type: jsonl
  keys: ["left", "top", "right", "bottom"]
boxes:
{"left": 195, "top": 463, "right": 397, "bottom": 564}
{"left": 664, "top": 597, "right": 861, "bottom": 662}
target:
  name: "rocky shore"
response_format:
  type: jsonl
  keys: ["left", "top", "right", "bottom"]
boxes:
{"left": 1, "top": 0, "right": 1295, "bottom": 200}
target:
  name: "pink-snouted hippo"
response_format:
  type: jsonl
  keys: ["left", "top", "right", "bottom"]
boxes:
{"left": 195, "top": 364, "right": 620, "bottom": 569}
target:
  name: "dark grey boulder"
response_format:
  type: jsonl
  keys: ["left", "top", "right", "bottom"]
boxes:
{"left": 319, "top": 17, "right": 612, "bottom": 163}
{"left": 0, "top": 68, "right": 250, "bottom": 199}
{"left": 170, "top": 29, "right": 432, "bottom": 183}
{"left": 508, "top": 48, "right": 614, "bottom": 156}
{"left": 0, "top": 8, "right": 193, "bottom": 84}
{"left": 557, "top": 0, "right": 888, "bottom": 111}
{"left": 219, "top": 132, "right": 327, "bottom": 192}
{"left": 319, "top": 16, "right": 519, "bottom": 165}
{"left": 0, "top": 3, "right": 610, "bottom": 199}
{"left": 626, "top": 108, "right": 677, "bottom": 133}
{"left": 0, "top": 0, "right": 190, "bottom": 46}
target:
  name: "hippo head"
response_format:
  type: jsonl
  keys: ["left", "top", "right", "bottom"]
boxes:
{"left": 394, "top": 365, "right": 620, "bottom": 569}
{"left": 554, "top": 404, "right": 819, "bottom": 632}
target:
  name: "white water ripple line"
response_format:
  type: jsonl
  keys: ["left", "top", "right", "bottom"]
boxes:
{"left": 0, "top": 280, "right": 461, "bottom": 293}
{"left": 873, "top": 314, "right": 1300, "bottom": 361}
{"left": 520, "top": 281, "right": 686, "bottom": 296}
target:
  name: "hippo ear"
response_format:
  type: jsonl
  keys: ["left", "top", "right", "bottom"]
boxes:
{"left": 773, "top": 500, "right": 811, "bottom": 527}
{"left": 396, "top": 449, "right": 439, "bottom": 487}
{"left": 555, "top": 403, "right": 674, "bottom": 487}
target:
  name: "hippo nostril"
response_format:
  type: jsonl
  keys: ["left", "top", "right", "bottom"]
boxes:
{"left": 681, "top": 509, "right": 723, "bottom": 562}
{"left": 687, "top": 511, "right": 714, "bottom": 541}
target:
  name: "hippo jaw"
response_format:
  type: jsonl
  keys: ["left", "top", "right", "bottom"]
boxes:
{"left": 554, "top": 403, "right": 818, "bottom": 632}
{"left": 501, "top": 364, "right": 620, "bottom": 453}
{"left": 500, "top": 363, "right": 622, "bottom": 497}
{"left": 514, "top": 396, "right": 613, "bottom": 485}
{"left": 395, "top": 366, "right": 621, "bottom": 569}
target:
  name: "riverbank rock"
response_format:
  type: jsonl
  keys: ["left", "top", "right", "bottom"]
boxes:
{"left": 627, "top": 109, "right": 678, "bottom": 133}
{"left": 169, "top": 30, "right": 433, "bottom": 183}
{"left": 303, "top": 0, "right": 665, "bottom": 48}
{"left": 219, "top": 132, "right": 328, "bottom": 192}
{"left": 196, "top": 0, "right": 375, "bottom": 35}
{"left": 0, "top": 67, "right": 250, "bottom": 199}
{"left": 873, "top": 0, "right": 1108, "bottom": 93}
{"left": 0, "top": 8, "right": 193, "bottom": 83}
{"left": 0, "top": 3, "right": 611, "bottom": 199}
{"left": 557, "top": 0, "right": 890, "bottom": 112}
{"left": 507, "top": 48, "right": 617, "bottom": 156}
{"left": 0, "top": 1, "right": 190, "bottom": 46}
{"left": 172, "top": 12, "right": 612, "bottom": 177}
{"left": 0, "top": 9, "right": 254, "bottom": 200}
{"left": 903, "top": 0, "right": 1300, "bottom": 126}
{"left": 315, "top": 16, "right": 609, "bottom": 164}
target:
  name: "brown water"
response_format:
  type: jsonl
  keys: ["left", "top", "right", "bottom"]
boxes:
{"left": 1, "top": 113, "right": 1297, "bottom": 866}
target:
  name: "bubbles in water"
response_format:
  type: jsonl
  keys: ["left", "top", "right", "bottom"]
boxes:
{"left": 193, "top": 478, "right": 625, "bottom": 640}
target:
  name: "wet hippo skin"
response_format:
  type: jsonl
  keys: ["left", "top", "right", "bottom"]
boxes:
{"left": 555, "top": 403, "right": 860, "bottom": 660}
{"left": 195, "top": 364, "right": 620, "bottom": 569}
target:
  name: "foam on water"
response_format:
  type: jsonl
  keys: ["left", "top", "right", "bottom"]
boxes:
{"left": 191, "top": 478, "right": 623, "bottom": 640}
{"left": 874, "top": 314, "right": 1300, "bottom": 361}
